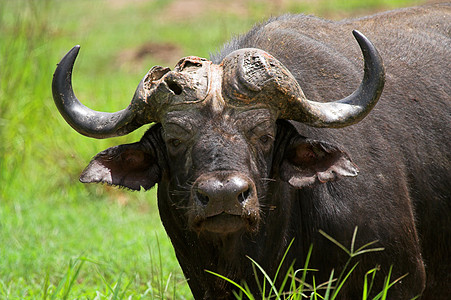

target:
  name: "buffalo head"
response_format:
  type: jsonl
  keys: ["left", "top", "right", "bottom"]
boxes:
{"left": 53, "top": 31, "right": 384, "bottom": 234}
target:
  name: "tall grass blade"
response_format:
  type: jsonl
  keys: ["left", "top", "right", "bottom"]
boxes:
{"left": 205, "top": 270, "right": 255, "bottom": 300}
{"left": 277, "top": 261, "right": 295, "bottom": 298}
{"left": 111, "top": 273, "right": 131, "bottom": 300}
{"left": 354, "top": 247, "right": 386, "bottom": 256}
{"left": 362, "top": 266, "right": 378, "bottom": 300}
{"left": 173, "top": 272, "right": 177, "bottom": 300}
{"left": 0, "top": 280, "right": 9, "bottom": 298}
{"left": 112, "top": 273, "right": 123, "bottom": 300}
{"left": 323, "top": 269, "right": 334, "bottom": 300}
{"left": 269, "top": 238, "right": 295, "bottom": 298}
{"left": 232, "top": 289, "right": 242, "bottom": 300}
{"left": 318, "top": 230, "right": 350, "bottom": 256}
{"left": 273, "top": 239, "right": 295, "bottom": 283}
{"left": 299, "top": 244, "right": 314, "bottom": 295}
{"left": 354, "top": 240, "right": 382, "bottom": 254}
{"left": 42, "top": 272, "right": 50, "bottom": 300}
{"left": 251, "top": 262, "right": 264, "bottom": 297}
{"left": 164, "top": 272, "right": 173, "bottom": 295}
{"left": 372, "top": 266, "right": 409, "bottom": 300}
{"left": 120, "top": 278, "right": 133, "bottom": 300}
{"left": 155, "top": 234, "right": 165, "bottom": 296}
{"left": 311, "top": 276, "right": 319, "bottom": 300}
{"left": 331, "top": 262, "right": 358, "bottom": 300}
{"left": 350, "top": 226, "right": 358, "bottom": 254}
{"left": 50, "top": 259, "right": 72, "bottom": 300}
{"left": 246, "top": 256, "right": 280, "bottom": 299}
{"left": 62, "top": 259, "right": 85, "bottom": 300}
{"left": 96, "top": 265, "right": 115, "bottom": 294}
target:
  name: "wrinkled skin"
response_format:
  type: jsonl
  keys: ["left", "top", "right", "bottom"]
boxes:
{"left": 61, "top": 4, "right": 450, "bottom": 300}
{"left": 162, "top": 108, "right": 274, "bottom": 233}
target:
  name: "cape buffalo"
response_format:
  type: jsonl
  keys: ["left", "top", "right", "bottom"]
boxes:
{"left": 52, "top": 4, "right": 450, "bottom": 299}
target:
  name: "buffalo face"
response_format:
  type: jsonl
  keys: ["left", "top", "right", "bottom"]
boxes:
{"left": 162, "top": 107, "right": 276, "bottom": 233}
{"left": 53, "top": 31, "right": 383, "bottom": 235}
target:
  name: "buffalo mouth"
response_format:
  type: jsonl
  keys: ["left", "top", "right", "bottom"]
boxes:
{"left": 197, "top": 213, "right": 246, "bottom": 233}
{"left": 192, "top": 212, "right": 259, "bottom": 234}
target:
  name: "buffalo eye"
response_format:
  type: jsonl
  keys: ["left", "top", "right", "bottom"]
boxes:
{"left": 169, "top": 138, "right": 182, "bottom": 147}
{"left": 259, "top": 135, "right": 271, "bottom": 144}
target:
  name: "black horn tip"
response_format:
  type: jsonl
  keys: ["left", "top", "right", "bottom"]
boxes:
{"left": 52, "top": 46, "right": 82, "bottom": 112}
{"left": 52, "top": 45, "right": 81, "bottom": 91}
{"left": 351, "top": 30, "right": 383, "bottom": 70}
{"left": 352, "top": 30, "right": 370, "bottom": 48}
{"left": 352, "top": 29, "right": 385, "bottom": 86}
{"left": 352, "top": 30, "right": 376, "bottom": 56}
{"left": 70, "top": 44, "right": 81, "bottom": 53}
{"left": 351, "top": 29, "right": 363, "bottom": 40}
{"left": 69, "top": 45, "right": 81, "bottom": 58}
{"left": 58, "top": 45, "right": 81, "bottom": 68}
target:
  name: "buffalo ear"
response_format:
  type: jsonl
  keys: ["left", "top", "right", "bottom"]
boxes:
{"left": 79, "top": 142, "right": 160, "bottom": 191}
{"left": 280, "top": 137, "right": 358, "bottom": 188}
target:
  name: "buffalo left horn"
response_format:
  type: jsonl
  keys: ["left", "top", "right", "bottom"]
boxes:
{"left": 282, "top": 30, "right": 385, "bottom": 127}
{"left": 52, "top": 45, "right": 150, "bottom": 138}
{"left": 223, "top": 30, "right": 385, "bottom": 128}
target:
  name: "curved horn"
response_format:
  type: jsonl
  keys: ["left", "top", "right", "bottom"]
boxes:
{"left": 282, "top": 30, "right": 385, "bottom": 127}
{"left": 52, "top": 46, "right": 146, "bottom": 138}
{"left": 222, "top": 30, "right": 385, "bottom": 128}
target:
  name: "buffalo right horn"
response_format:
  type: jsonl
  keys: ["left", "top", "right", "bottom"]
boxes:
{"left": 52, "top": 46, "right": 150, "bottom": 139}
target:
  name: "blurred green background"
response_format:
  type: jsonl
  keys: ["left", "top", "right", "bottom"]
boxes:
{"left": 0, "top": 0, "right": 429, "bottom": 298}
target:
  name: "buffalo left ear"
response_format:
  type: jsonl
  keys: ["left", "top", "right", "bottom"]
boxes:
{"left": 280, "top": 137, "right": 359, "bottom": 188}
{"left": 79, "top": 142, "right": 160, "bottom": 191}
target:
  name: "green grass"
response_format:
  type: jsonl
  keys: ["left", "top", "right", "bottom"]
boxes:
{"left": 208, "top": 228, "right": 416, "bottom": 300}
{"left": 0, "top": 0, "right": 425, "bottom": 298}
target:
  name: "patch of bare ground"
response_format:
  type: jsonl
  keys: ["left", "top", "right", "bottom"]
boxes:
{"left": 116, "top": 42, "right": 183, "bottom": 71}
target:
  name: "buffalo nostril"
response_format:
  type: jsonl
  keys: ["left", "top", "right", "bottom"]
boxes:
{"left": 193, "top": 175, "right": 254, "bottom": 209}
{"left": 237, "top": 187, "right": 251, "bottom": 204}
{"left": 196, "top": 189, "right": 210, "bottom": 206}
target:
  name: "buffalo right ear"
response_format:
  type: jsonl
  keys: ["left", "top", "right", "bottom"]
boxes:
{"left": 280, "top": 136, "right": 359, "bottom": 189}
{"left": 79, "top": 142, "right": 160, "bottom": 191}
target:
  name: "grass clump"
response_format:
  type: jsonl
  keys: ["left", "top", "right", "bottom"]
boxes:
{"left": 208, "top": 227, "right": 416, "bottom": 300}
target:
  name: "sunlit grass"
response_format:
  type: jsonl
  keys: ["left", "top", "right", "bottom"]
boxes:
{"left": 207, "top": 228, "right": 416, "bottom": 299}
